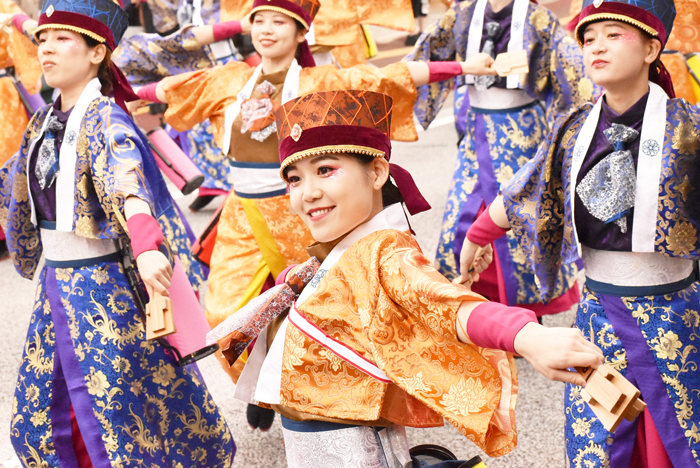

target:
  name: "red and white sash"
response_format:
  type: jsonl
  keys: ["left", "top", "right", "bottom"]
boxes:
{"left": 234, "top": 204, "right": 409, "bottom": 405}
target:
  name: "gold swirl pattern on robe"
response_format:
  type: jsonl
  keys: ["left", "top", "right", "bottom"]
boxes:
{"left": 280, "top": 230, "right": 519, "bottom": 457}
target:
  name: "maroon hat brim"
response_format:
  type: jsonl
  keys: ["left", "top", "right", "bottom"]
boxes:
{"left": 36, "top": 10, "right": 117, "bottom": 50}
{"left": 250, "top": 0, "right": 313, "bottom": 29}
{"left": 575, "top": 3, "right": 667, "bottom": 47}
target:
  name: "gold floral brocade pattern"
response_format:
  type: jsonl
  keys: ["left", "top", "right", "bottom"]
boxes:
{"left": 281, "top": 230, "right": 518, "bottom": 457}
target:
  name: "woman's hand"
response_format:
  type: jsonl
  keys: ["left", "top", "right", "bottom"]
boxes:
{"left": 461, "top": 53, "right": 497, "bottom": 76}
{"left": 136, "top": 250, "right": 173, "bottom": 297}
{"left": 455, "top": 243, "right": 493, "bottom": 285}
{"left": 458, "top": 239, "right": 485, "bottom": 283}
{"left": 514, "top": 323, "right": 604, "bottom": 387}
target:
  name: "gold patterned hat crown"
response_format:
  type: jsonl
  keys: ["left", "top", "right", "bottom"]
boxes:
{"left": 276, "top": 89, "right": 393, "bottom": 172}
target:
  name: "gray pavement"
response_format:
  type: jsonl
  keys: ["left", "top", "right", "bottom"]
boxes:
{"left": 0, "top": 99, "right": 576, "bottom": 467}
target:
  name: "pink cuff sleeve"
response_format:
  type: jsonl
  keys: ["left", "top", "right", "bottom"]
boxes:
{"left": 465, "top": 302, "right": 537, "bottom": 354}
{"left": 427, "top": 62, "right": 464, "bottom": 84}
{"left": 466, "top": 204, "right": 510, "bottom": 247}
{"left": 12, "top": 14, "right": 31, "bottom": 33}
{"left": 212, "top": 20, "right": 242, "bottom": 42}
{"left": 136, "top": 82, "right": 162, "bottom": 103}
{"left": 127, "top": 213, "right": 164, "bottom": 259}
{"left": 276, "top": 265, "right": 297, "bottom": 285}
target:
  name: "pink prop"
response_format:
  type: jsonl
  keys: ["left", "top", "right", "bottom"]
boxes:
{"left": 164, "top": 258, "right": 213, "bottom": 359}
{"left": 148, "top": 128, "right": 204, "bottom": 195}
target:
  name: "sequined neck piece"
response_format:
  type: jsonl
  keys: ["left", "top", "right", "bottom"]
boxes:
{"left": 576, "top": 123, "right": 640, "bottom": 233}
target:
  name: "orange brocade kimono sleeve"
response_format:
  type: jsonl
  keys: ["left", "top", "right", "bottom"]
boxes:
{"left": 372, "top": 232, "right": 518, "bottom": 456}
{"left": 291, "top": 230, "right": 518, "bottom": 457}
{"left": 161, "top": 61, "right": 255, "bottom": 142}
{"left": 300, "top": 62, "right": 418, "bottom": 142}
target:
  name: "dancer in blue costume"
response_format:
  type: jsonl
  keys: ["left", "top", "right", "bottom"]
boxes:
{"left": 113, "top": 5, "right": 244, "bottom": 209}
{"left": 408, "top": 0, "right": 599, "bottom": 316}
{"left": 461, "top": 0, "right": 700, "bottom": 465}
{"left": 0, "top": 0, "right": 233, "bottom": 465}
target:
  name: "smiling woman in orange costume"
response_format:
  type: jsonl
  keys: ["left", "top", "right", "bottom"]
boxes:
{"left": 137, "top": 0, "right": 499, "bottom": 383}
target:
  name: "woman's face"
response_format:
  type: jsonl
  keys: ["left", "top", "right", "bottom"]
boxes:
{"left": 581, "top": 21, "right": 658, "bottom": 90}
{"left": 286, "top": 154, "right": 387, "bottom": 243}
{"left": 251, "top": 10, "right": 306, "bottom": 62}
{"left": 37, "top": 29, "right": 102, "bottom": 91}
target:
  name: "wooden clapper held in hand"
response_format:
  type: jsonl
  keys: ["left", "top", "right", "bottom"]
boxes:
{"left": 492, "top": 50, "right": 529, "bottom": 77}
{"left": 206, "top": 256, "right": 322, "bottom": 367}
{"left": 146, "top": 292, "right": 177, "bottom": 340}
{"left": 576, "top": 364, "right": 647, "bottom": 432}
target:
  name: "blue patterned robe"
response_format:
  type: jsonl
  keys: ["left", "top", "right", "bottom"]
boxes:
{"left": 408, "top": 0, "right": 598, "bottom": 309}
{"left": 502, "top": 98, "right": 700, "bottom": 466}
{"left": 0, "top": 99, "right": 233, "bottom": 467}
{"left": 113, "top": 25, "right": 234, "bottom": 192}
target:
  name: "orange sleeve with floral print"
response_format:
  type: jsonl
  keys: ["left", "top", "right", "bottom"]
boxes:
{"left": 162, "top": 61, "right": 255, "bottom": 140}
{"left": 282, "top": 230, "right": 519, "bottom": 458}
{"left": 0, "top": 0, "right": 42, "bottom": 166}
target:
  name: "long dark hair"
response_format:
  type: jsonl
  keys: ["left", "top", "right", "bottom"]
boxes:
{"left": 83, "top": 35, "right": 114, "bottom": 95}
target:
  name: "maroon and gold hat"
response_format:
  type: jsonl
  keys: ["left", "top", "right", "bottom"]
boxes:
{"left": 276, "top": 90, "right": 431, "bottom": 215}
{"left": 248, "top": 0, "right": 320, "bottom": 67}
{"left": 574, "top": 0, "right": 678, "bottom": 97}
{"left": 249, "top": 0, "right": 320, "bottom": 30}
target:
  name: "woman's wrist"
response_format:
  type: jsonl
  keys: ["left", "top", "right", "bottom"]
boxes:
{"left": 426, "top": 62, "right": 464, "bottom": 84}
{"left": 466, "top": 204, "right": 510, "bottom": 247}
{"left": 212, "top": 20, "right": 242, "bottom": 42}
{"left": 464, "top": 302, "right": 537, "bottom": 354}
{"left": 11, "top": 13, "right": 31, "bottom": 33}
{"left": 136, "top": 82, "right": 163, "bottom": 104}
{"left": 127, "top": 213, "right": 164, "bottom": 259}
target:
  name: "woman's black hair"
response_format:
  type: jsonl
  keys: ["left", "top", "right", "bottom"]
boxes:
{"left": 82, "top": 35, "right": 113, "bottom": 95}
{"left": 341, "top": 154, "right": 405, "bottom": 208}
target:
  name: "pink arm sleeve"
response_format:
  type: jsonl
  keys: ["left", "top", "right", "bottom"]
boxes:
{"left": 427, "top": 62, "right": 464, "bottom": 84}
{"left": 136, "top": 82, "right": 162, "bottom": 103}
{"left": 466, "top": 302, "right": 537, "bottom": 353}
{"left": 126, "top": 213, "right": 164, "bottom": 259}
{"left": 212, "top": 20, "right": 242, "bottom": 42}
{"left": 466, "top": 204, "right": 510, "bottom": 247}
{"left": 276, "top": 265, "right": 297, "bottom": 285}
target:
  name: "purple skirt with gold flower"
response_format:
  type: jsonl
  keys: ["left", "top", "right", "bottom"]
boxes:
{"left": 11, "top": 261, "right": 234, "bottom": 467}
{"left": 565, "top": 283, "right": 700, "bottom": 467}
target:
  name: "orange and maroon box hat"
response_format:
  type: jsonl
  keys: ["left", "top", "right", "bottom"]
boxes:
{"left": 276, "top": 90, "right": 431, "bottom": 215}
